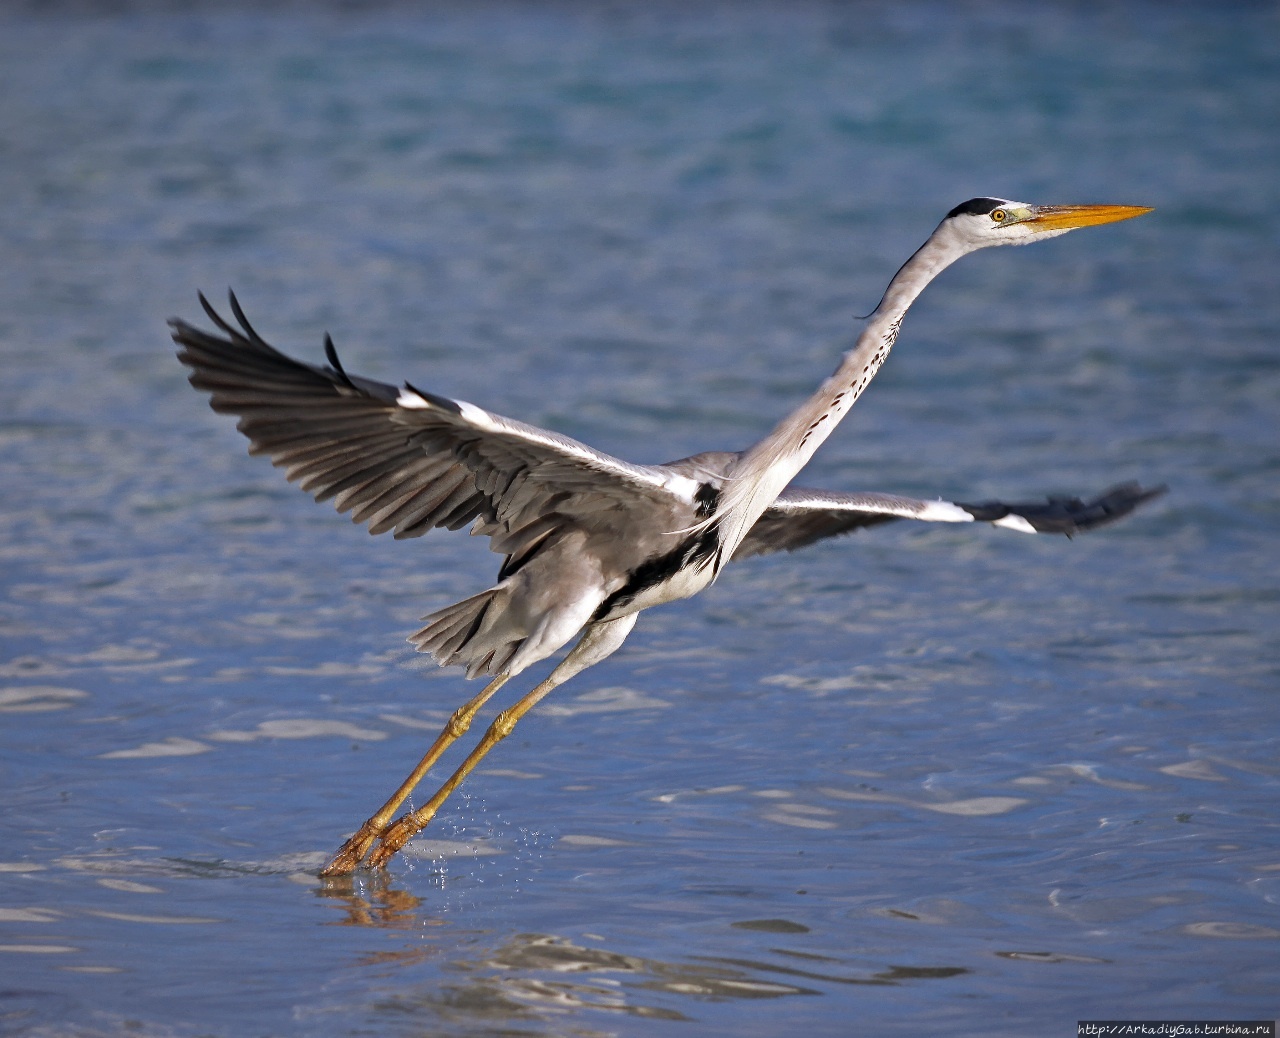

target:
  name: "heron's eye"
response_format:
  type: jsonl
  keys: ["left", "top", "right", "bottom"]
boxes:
{"left": 990, "top": 209, "right": 1007, "bottom": 223}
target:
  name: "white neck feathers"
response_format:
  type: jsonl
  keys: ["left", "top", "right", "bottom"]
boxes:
{"left": 706, "top": 224, "right": 971, "bottom": 568}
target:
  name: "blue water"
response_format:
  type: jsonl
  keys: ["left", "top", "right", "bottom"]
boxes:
{"left": 1, "top": 3, "right": 1277, "bottom": 1035}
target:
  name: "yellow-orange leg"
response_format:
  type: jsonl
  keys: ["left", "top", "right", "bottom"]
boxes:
{"left": 365, "top": 613, "right": 638, "bottom": 870}
{"left": 319, "top": 671, "right": 511, "bottom": 877}
{"left": 366, "top": 679, "right": 552, "bottom": 868}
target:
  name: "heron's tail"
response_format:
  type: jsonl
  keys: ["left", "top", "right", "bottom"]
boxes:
{"left": 409, "top": 586, "right": 523, "bottom": 679}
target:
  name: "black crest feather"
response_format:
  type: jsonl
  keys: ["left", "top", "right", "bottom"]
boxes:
{"left": 946, "top": 197, "right": 1007, "bottom": 219}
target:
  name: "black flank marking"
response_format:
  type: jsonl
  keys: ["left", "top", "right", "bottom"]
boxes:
{"left": 593, "top": 527, "right": 720, "bottom": 621}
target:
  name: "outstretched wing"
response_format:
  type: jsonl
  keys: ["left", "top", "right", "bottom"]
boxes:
{"left": 172, "top": 293, "right": 697, "bottom": 555}
{"left": 733, "top": 483, "right": 1166, "bottom": 560}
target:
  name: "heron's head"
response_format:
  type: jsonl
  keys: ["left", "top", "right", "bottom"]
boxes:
{"left": 939, "top": 196, "right": 1152, "bottom": 251}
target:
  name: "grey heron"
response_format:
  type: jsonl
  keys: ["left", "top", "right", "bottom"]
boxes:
{"left": 171, "top": 197, "right": 1159, "bottom": 876}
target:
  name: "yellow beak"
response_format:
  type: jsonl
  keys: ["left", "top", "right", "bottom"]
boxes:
{"left": 1024, "top": 204, "right": 1153, "bottom": 231}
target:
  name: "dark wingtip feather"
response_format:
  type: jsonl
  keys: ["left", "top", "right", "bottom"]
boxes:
{"left": 324, "top": 333, "right": 356, "bottom": 389}
{"left": 1090, "top": 482, "right": 1169, "bottom": 526}
{"left": 195, "top": 290, "right": 239, "bottom": 338}
{"left": 954, "top": 481, "right": 1167, "bottom": 536}
{"left": 228, "top": 289, "right": 269, "bottom": 347}
{"left": 403, "top": 380, "right": 463, "bottom": 415}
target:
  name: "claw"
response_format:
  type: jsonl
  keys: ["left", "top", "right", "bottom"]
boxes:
{"left": 319, "top": 822, "right": 383, "bottom": 877}
{"left": 365, "top": 812, "right": 429, "bottom": 870}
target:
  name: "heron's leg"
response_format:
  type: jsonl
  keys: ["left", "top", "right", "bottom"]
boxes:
{"left": 366, "top": 613, "right": 639, "bottom": 870}
{"left": 320, "top": 671, "right": 512, "bottom": 878}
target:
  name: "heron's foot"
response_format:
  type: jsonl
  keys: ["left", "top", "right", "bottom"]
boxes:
{"left": 365, "top": 808, "right": 435, "bottom": 871}
{"left": 319, "top": 820, "right": 386, "bottom": 877}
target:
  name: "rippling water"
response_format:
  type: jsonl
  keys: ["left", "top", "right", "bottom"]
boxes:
{"left": 1, "top": 3, "right": 1277, "bottom": 1035}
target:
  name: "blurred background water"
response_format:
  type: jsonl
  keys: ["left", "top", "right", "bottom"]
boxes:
{"left": 1, "top": 2, "right": 1277, "bottom": 1035}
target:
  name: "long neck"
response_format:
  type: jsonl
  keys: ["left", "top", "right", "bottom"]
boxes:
{"left": 709, "top": 227, "right": 968, "bottom": 568}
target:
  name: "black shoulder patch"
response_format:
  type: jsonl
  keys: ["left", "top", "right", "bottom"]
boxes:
{"left": 694, "top": 482, "right": 720, "bottom": 518}
{"left": 946, "top": 197, "right": 1007, "bottom": 219}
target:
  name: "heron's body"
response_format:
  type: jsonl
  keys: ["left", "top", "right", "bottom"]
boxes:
{"left": 172, "top": 197, "right": 1159, "bottom": 875}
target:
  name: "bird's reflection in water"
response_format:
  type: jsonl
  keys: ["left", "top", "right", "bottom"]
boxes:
{"left": 315, "top": 871, "right": 429, "bottom": 931}
{"left": 311, "top": 882, "right": 972, "bottom": 1026}
{"left": 366, "top": 932, "right": 809, "bottom": 1025}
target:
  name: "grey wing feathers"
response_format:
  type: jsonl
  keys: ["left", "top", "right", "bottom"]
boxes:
{"left": 172, "top": 293, "right": 491, "bottom": 539}
{"left": 172, "top": 293, "right": 691, "bottom": 549}
{"left": 733, "top": 490, "right": 905, "bottom": 559}
{"left": 734, "top": 483, "right": 1166, "bottom": 560}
